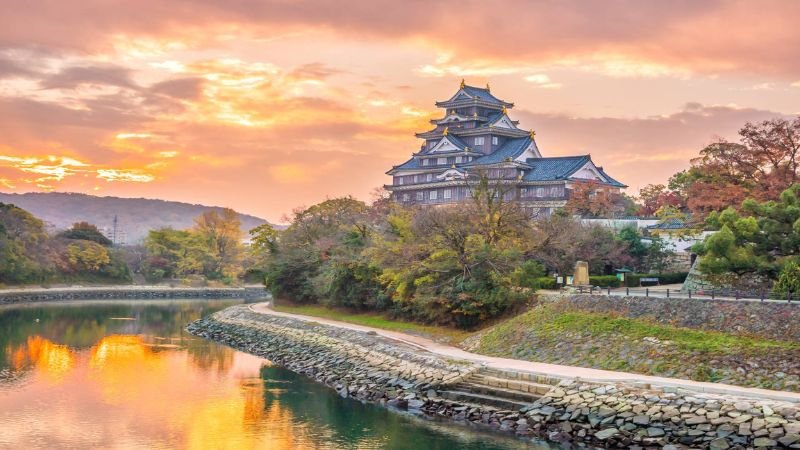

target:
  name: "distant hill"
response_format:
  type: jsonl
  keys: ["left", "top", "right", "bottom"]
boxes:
{"left": 0, "top": 192, "right": 271, "bottom": 243}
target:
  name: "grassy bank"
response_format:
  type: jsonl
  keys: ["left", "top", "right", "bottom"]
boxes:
{"left": 471, "top": 304, "right": 800, "bottom": 390}
{"left": 271, "top": 302, "right": 473, "bottom": 344}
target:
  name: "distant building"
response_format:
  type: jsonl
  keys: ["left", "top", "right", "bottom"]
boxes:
{"left": 645, "top": 218, "right": 713, "bottom": 270}
{"left": 385, "top": 80, "right": 626, "bottom": 217}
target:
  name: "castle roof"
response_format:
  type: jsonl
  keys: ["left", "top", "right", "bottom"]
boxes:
{"left": 436, "top": 82, "right": 513, "bottom": 108}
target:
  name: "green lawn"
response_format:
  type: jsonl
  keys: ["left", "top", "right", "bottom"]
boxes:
{"left": 271, "top": 303, "right": 473, "bottom": 344}
{"left": 480, "top": 305, "right": 799, "bottom": 354}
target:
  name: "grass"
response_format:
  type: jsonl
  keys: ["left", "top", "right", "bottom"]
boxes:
{"left": 271, "top": 302, "right": 474, "bottom": 344}
{"left": 479, "top": 305, "right": 799, "bottom": 354}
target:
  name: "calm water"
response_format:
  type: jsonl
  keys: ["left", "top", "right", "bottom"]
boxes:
{"left": 0, "top": 299, "right": 555, "bottom": 449}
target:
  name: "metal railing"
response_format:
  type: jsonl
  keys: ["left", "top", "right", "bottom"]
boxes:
{"left": 573, "top": 285, "right": 800, "bottom": 303}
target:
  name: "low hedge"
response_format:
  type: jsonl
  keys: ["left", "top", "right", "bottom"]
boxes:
{"left": 535, "top": 277, "right": 558, "bottom": 289}
{"left": 589, "top": 275, "right": 622, "bottom": 288}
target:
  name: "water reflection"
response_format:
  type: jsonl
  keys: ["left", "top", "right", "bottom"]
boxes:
{"left": 0, "top": 300, "right": 553, "bottom": 449}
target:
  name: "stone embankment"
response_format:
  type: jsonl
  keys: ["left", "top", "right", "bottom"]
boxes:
{"left": 0, "top": 286, "right": 262, "bottom": 305}
{"left": 541, "top": 293, "right": 800, "bottom": 342}
{"left": 188, "top": 304, "right": 800, "bottom": 448}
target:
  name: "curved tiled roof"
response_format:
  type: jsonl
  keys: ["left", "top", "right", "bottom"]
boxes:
{"left": 463, "top": 136, "right": 533, "bottom": 165}
{"left": 462, "top": 85, "right": 504, "bottom": 104}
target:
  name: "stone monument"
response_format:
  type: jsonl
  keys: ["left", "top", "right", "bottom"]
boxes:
{"left": 574, "top": 261, "right": 590, "bottom": 286}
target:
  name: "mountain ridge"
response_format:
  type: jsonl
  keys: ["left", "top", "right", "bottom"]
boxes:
{"left": 0, "top": 192, "right": 271, "bottom": 243}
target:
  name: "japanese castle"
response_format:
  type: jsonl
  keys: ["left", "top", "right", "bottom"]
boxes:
{"left": 386, "top": 80, "right": 626, "bottom": 217}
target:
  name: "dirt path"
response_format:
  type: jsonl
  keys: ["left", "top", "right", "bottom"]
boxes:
{"left": 249, "top": 302, "right": 800, "bottom": 403}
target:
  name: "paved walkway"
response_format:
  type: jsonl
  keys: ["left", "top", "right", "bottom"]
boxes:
{"left": 250, "top": 302, "right": 800, "bottom": 403}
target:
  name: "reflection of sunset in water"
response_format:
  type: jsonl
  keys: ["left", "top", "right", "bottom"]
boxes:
{"left": 0, "top": 301, "right": 531, "bottom": 450}
{"left": 8, "top": 336, "right": 75, "bottom": 383}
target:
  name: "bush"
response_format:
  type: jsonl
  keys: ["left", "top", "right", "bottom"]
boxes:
{"left": 535, "top": 277, "right": 558, "bottom": 289}
{"left": 589, "top": 275, "right": 621, "bottom": 288}
{"left": 774, "top": 261, "right": 800, "bottom": 294}
{"left": 510, "top": 261, "right": 546, "bottom": 289}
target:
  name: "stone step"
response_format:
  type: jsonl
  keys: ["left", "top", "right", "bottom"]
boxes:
{"left": 463, "top": 374, "right": 554, "bottom": 396}
{"left": 438, "top": 389, "right": 531, "bottom": 411}
{"left": 475, "top": 368, "right": 561, "bottom": 386}
{"left": 455, "top": 381, "right": 543, "bottom": 403}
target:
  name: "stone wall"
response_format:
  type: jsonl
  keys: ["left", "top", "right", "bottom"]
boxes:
{"left": 188, "top": 304, "right": 800, "bottom": 448}
{"left": 541, "top": 294, "right": 800, "bottom": 342}
{"left": 0, "top": 286, "right": 256, "bottom": 305}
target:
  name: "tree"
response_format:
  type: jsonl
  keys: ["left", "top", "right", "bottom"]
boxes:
{"left": 637, "top": 184, "right": 685, "bottom": 217}
{"left": 691, "top": 185, "right": 800, "bottom": 286}
{"left": 527, "top": 213, "right": 632, "bottom": 275}
{"left": 58, "top": 222, "right": 112, "bottom": 246}
{"left": 143, "top": 228, "right": 207, "bottom": 281}
{"left": 673, "top": 117, "right": 800, "bottom": 218}
{"left": 0, "top": 203, "right": 51, "bottom": 283}
{"left": 774, "top": 261, "right": 800, "bottom": 295}
{"left": 193, "top": 208, "right": 244, "bottom": 279}
{"left": 565, "top": 180, "right": 628, "bottom": 218}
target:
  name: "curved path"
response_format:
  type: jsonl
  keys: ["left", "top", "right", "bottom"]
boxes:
{"left": 249, "top": 302, "right": 800, "bottom": 403}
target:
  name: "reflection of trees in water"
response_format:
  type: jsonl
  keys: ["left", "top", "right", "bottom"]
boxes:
{"left": 185, "top": 338, "right": 235, "bottom": 374}
{"left": 0, "top": 300, "right": 241, "bottom": 376}
{"left": 2, "top": 335, "right": 75, "bottom": 385}
{"left": 0, "top": 300, "right": 241, "bottom": 348}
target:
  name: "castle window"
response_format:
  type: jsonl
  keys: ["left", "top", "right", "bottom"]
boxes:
{"left": 426, "top": 174, "right": 432, "bottom": 182}
{"left": 455, "top": 156, "right": 462, "bottom": 163}
{"left": 402, "top": 193, "right": 409, "bottom": 202}
{"left": 422, "top": 159, "right": 429, "bottom": 166}
{"left": 413, "top": 175, "right": 419, "bottom": 183}
{"left": 492, "top": 136, "right": 499, "bottom": 145}
{"left": 416, "top": 192, "right": 424, "bottom": 201}
{"left": 438, "top": 157, "right": 446, "bottom": 165}
{"left": 536, "top": 187, "right": 545, "bottom": 197}
{"left": 550, "top": 186, "right": 561, "bottom": 197}
{"left": 474, "top": 137, "right": 485, "bottom": 145}
{"left": 397, "top": 177, "right": 404, "bottom": 185}
{"left": 430, "top": 190, "right": 438, "bottom": 200}
{"left": 520, "top": 188, "right": 527, "bottom": 197}
{"left": 444, "top": 189, "right": 452, "bottom": 199}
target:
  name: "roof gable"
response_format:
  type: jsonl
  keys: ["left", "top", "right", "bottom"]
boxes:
{"left": 428, "top": 134, "right": 467, "bottom": 153}
{"left": 489, "top": 113, "right": 517, "bottom": 129}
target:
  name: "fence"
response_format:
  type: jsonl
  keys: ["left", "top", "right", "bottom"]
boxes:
{"left": 574, "top": 285, "right": 800, "bottom": 303}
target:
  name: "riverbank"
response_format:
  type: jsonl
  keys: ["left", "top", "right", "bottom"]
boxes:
{"left": 0, "top": 285, "right": 267, "bottom": 304}
{"left": 188, "top": 303, "right": 800, "bottom": 448}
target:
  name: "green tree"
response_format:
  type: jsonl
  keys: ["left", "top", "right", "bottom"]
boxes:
{"left": 774, "top": 261, "right": 800, "bottom": 294}
{"left": 0, "top": 203, "right": 51, "bottom": 284}
{"left": 58, "top": 222, "right": 112, "bottom": 246}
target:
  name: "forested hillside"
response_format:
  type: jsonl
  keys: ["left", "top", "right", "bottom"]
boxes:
{"left": 0, "top": 192, "right": 269, "bottom": 242}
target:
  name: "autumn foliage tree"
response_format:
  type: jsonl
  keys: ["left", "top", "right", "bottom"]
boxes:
{"left": 671, "top": 117, "right": 800, "bottom": 218}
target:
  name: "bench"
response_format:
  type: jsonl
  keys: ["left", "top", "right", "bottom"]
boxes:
{"left": 640, "top": 277, "right": 659, "bottom": 287}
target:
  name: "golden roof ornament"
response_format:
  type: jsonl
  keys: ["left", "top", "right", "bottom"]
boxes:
{"left": 443, "top": 126, "right": 449, "bottom": 136}
{"left": 502, "top": 105, "right": 507, "bottom": 115}
{"left": 472, "top": 111, "right": 477, "bottom": 118}
{"left": 486, "top": 82, "right": 491, "bottom": 92}
{"left": 451, "top": 164, "right": 456, "bottom": 169}
{"left": 529, "top": 129, "right": 536, "bottom": 138}
{"left": 460, "top": 79, "right": 466, "bottom": 89}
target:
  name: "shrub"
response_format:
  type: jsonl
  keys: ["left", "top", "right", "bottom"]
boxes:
{"left": 774, "top": 261, "right": 800, "bottom": 294}
{"left": 589, "top": 275, "right": 621, "bottom": 288}
{"left": 535, "top": 276, "right": 558, "bottom": 290}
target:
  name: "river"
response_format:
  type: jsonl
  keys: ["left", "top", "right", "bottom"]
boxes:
{"left": 0, "top": 299, "right": 557, "bottom": 449}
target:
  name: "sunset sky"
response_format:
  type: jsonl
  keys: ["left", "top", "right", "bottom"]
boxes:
{"left": 1, "top": 1, "right": 799, "bottom": 222}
